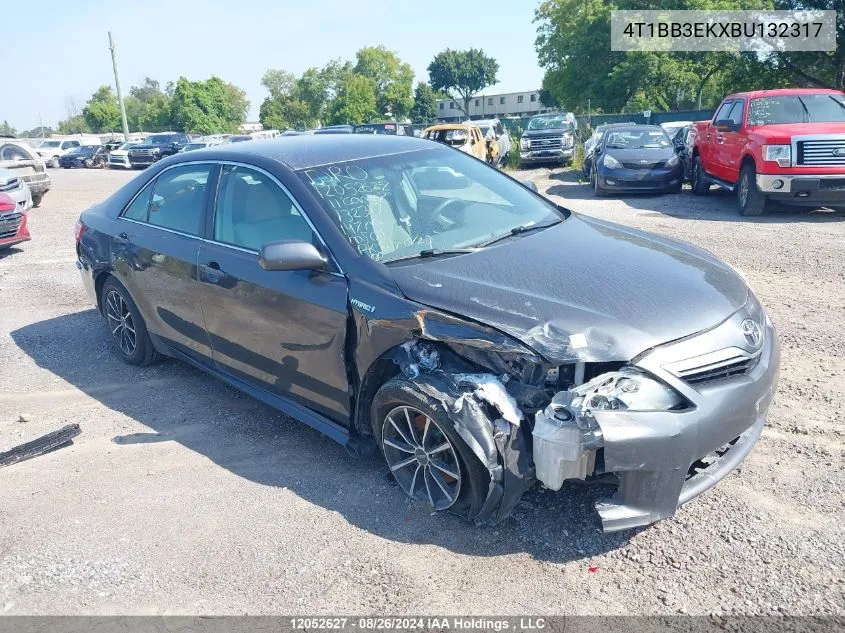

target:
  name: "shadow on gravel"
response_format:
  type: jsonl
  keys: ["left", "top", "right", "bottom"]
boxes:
{"left": 12, "top": 309, "right": 637, "bottom": 564}
{"left": 547, "top": 178, "right": 845, "bottom": 223}
{"left": 0, "top": 246, "right": 25, "bottom": 260}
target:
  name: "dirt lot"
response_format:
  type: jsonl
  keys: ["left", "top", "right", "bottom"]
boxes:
{"left": 1, "top": 167, "right": 843, "bottom": 616}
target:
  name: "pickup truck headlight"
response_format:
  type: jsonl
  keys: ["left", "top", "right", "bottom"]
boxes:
{"left": 572, "top": 368, "right": 685, "bottom": 412}
{"left": 603, "top": 154, "right": 622, "bottom": 169}
{"left": 763, "top": 144, "right": 791, "bottom": 167}
{"left": 520, "top": 137, "right": 530, "bottom": 151}
{"left": 562, "top": 134, "right": 574, "bottom": 147}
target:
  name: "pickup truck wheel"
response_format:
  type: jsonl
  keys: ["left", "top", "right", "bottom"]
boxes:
{"left": 690, "top": 157, "right": 709, "bottom": 195}
{"left": 371, "top": 377, "right": 491, "bottom": 519}
{"left": 50, "top": 156, "right": 59, "bottom": 168}
{"left": 31, "top": 194, "right": 43, "bottom": 208}
{"left": 738, "top": 164, "right": 766, "bottom": 217}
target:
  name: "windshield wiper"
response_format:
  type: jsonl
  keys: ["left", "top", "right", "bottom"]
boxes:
{"left": 475, "top": 219, "right": 561, "bottom": 248}
{"left": 383, "top": 248, "right": 480, "bottom": 264}
{"left": 797, "top": 96, "right": 812, "bottom": 122}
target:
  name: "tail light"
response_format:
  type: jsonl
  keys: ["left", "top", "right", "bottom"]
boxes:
{"left": 74, "top": 219, "right": 87, "bottom": 244}
{"left": 0, "top": 192, "right": 16, "bottom": 214}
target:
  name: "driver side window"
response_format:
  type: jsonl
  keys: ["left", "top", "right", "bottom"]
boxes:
{"left": 213, "top": 165, "right": 314, "bottom": 252}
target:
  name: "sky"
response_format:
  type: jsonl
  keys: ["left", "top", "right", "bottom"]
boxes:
{"left": 4, "top": 0, "right": 546, "bottom": 131}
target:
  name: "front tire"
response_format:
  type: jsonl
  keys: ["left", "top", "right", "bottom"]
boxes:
{"left": 593, "top": 166, "right": 606, "bottom": 197}
{"left": 50, "top": 156, "right": 59, "bottom": 168}
{"left": 100, "top": 278, "right": 160, "bottom": 366}
{"left": 31, "top": 194, "right": 43, "bottom": 208}
{"left": 371, "top": 377, "right": 490, "bottom": 519}
{"left": 690, "top": 156, "right": 709, "bottom": 195}
{"left": 738, "top": 163, "right": 766, "bottom": 216}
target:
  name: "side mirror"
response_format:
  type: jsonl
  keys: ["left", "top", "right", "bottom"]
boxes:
{"left": 594, "top": 146, "right": 602, "bottom": 154}
{"left": 715, "top": 119, "right": 739, "bottom": 132}
{"left": 259, "top": 240, "right": 327, "bottom": 272}
{"left": 522, "top": 180, "right": 538, "bottom": 193}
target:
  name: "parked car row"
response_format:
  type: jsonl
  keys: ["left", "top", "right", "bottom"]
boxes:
{"left": 576, "top": 88, "right": 845, "bottom": 216}
{"left": 0, "top": 140, "right": 51, "bottom": 207}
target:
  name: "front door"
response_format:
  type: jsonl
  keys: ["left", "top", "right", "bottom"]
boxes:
{"left": 197, "top": 163, "right": 350, "bottom": 422}
{"left": 716, "top": 99, "right": 747, "bottom": 183}
{"left": 115, "top": 162, "right": 215, "bottom": 361}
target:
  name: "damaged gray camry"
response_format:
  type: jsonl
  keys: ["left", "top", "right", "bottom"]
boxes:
{"left": 76, "top": 135, "right": 780, "bottom": 531}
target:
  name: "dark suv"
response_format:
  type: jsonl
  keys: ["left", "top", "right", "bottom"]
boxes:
{"left": 128, "top": 133, "right": 189, "bottom": 169}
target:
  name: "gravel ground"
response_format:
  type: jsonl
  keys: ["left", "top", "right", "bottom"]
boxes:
{"left": 0, "top": 166, "right": 842, "bottom": 616}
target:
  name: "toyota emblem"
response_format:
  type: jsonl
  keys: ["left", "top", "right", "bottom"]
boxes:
{"left": 741, "top": 319, "right": 763, "bottom": 347}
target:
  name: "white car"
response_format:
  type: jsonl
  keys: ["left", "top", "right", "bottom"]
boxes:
{"left": 107, "top": 142, "right": 138, "bottom": 169}
{"left": 35, "top": 139, "right": 81, "bottom": 168}
{"left": 0, "top": 167, "right": 32, "bottom": 213}
{"left": 468, "top": 118, "right": 512, "bottom": 165}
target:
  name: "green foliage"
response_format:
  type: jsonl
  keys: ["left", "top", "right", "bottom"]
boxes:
{"left": 773, "top": 0, "right": 845, "bottom": 90}
{"left": 82, "top": 85, "right": 121, "bottom": 133}
{"left": 354, "top": 46, "right": 414, "bottom": 118}
{"left": 409, "top": 83, "right": 440, "bottom": 123}
{"left": 0, "top": 120, "right": 17, "bottom": 136}
{"left": 329, "top": 74, "right": 378, "bottom": 124}
{"left": 258, "top": 68, "right": 323, "bottom": 130}
{"left": 127, "top": 77, "right": 174, "bottom": 132}
{"left": 169, "top": 76, "right": 249, "bottom": 134}
{"left": 57, "top": 115, "right": 90, "bottom": 134}
{"left": 534, "top": 0, "right": 796, "bottom": 114}
{"left": 428, "top": 48, "right": 499, "bottom": 116}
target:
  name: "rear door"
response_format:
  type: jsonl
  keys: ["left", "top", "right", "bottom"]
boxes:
{"left": 716, "top": 99, "right": 747, "bottom": 183}
{"left": 115, "top": 162, "right": 216, "bottom": 361}
{"left": 704, "top": 99, "right": 733, "bottom": 179}
{"left": 197, "top": 163, "right": 351, "bottom": 423}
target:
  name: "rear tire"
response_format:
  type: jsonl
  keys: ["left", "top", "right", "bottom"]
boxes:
{"left": 100, "top": 278, "right": 160, "bottom": 366}
{"left": 371, "top": 376, "right": 491, "bottom": 520}
{"left": 690, "top": 156, "right": 709, "bottom": 195}
{"left": 738, "top": 163, "right": 766, "bottom": 217}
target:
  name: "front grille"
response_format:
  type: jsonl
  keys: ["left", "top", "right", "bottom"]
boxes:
{"left": 0, "top": 212, "right": 23, "bottom": 239}
{"left": 130, "top": 149, "right": 156, "bottom": 157}
{"left": 621, "top": 161, "right": 665, "bottom": 170}
{"left": 677, "top": 354, "right": 758, "bottom": 385}
{"left": 0, "top": 178, "right": 21, "bottom": 192}
{"left": 529, "top": 137, "right": 562, "bottom": 150}
{"left": 796, "top": 137, "right": 845, "bottom": 166}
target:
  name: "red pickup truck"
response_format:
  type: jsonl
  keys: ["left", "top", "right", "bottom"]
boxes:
{"left": 689, "top": 88, "right": 845, "bottom": 216}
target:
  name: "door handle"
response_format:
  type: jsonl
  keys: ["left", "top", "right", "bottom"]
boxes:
{"left": 200, "top": 261, "right": 224, "bottom": 283}
{"left": 716, "top": 135, "right": 725, "bottom": 144}
{"left": 115, "top": 232, "right": 130, "bottom": 244}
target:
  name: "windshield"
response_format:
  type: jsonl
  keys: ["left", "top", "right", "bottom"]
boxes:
{"left": 424, "top": 128, "right": 469, "bottom": 146}
{"left": 147, "top": 135, "right": 174, "bottom": 144}
{"left": 183, "top": 143, "right": 206, "bottom": 151}
{"left": 747, "top": 94, "right": 845, "bottom": 125}
{"left": 39, "top": 141, "right": 61, "bottom": 148}
{"left": 527, "top": 115, "right": 573, "bottom": 131}
{"left": 70, "top": 146, "right": 96, "bottom": 155}
{"left": 297, "top": 147, "right": 564, "bottom": 263}
{"left": 118, "top": 143, "right": 134, "bottom": 150}
{"left": 605, "top": 129, "right": 671, "bottom": 150}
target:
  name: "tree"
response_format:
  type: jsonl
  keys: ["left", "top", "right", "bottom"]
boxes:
{"left": 169, "top": 76, "right": 249, "bottom": 134}
{"left": 0, "top": 120, "right": 16, "bottom": 136}
{"left": 57, "top": 115, "right": 90, "bottom": 134}
{"left": 427, "top": 49, "right": 499, "bottom": 116}
{"left": 258, "top": 69, "right": 321, "bottom": 130}
{"left": 127, "top": 77, "right": 173, "bottom": 131}
{"left": 773, "top": 0, "right": 845, "bottom": 90}
{"left": 329, "top": 74, "right": 378, "bottom": 124}
{"left": 535, "top": 0, "right": 786, "bottom": 114}
{"left": 409, "top": 83, "right": 439, "bottom": 123}
{"left": 354, "top": 46, "right": 414, "bottom": 119}
{"left": 82, "top": 85, "right": 121, "bottom": 133}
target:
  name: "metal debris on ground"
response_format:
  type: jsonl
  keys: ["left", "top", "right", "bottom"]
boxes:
{"left": 0, "top": 424, "right": 81, "bottom": 468}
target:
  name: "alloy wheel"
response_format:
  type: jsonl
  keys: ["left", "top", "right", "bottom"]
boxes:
{"left": 105, "top": 290, "right": 137, "bottom": 357}
{"left": 381, "top": 406, "right": 462, "bottom": 511}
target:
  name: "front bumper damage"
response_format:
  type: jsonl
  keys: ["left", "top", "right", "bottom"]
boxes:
{"left": 396, "top": 299, "right": 779, "bottom": 532}
{"left": 533, "top": 309, "right": 780, "bottom": 532}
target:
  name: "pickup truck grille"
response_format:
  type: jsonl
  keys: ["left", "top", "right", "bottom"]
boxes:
{"left": 130, "top": 149, "right": 156, "bottom": 157}
{"left": 677, "top": 354, "right": 758, "bottom": 385}
{"left": 796, "top": 138, "right": 845, "bottom": 166}
{"left": 529, "top": 137, "right": 562, "bottom": 150}
{"left": 0, "top": 212, "right": 23, "bottom": 239}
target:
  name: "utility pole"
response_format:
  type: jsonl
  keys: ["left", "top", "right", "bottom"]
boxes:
{"left": 38, "top": 113, "right": 44, "bottom": 138}
{"left": 108, "top": 31, "right": 130, "bottom": 142}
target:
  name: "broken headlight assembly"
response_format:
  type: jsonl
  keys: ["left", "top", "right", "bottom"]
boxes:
{"left": 571, "top": 367, "right": 686, "bottom": 412}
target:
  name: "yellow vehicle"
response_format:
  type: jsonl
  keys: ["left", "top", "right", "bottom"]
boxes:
{"left": 421, "top": 124, "right": 499, "bottom": 165}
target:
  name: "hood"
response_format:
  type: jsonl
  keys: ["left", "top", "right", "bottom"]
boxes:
{"left": 749, "top": 122, "right": 845, "bottom": 142}
{"left": 129, "top": 144, "right": 165, "bottom": 151}
{"left": 389, "top": 215, "right": 748, "bottom": 364}
{"left": 603, "top": 146, "right": 675, "bottom": 162}
{"left": 522, "top": 128, "right": 572, "bottom": 139}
